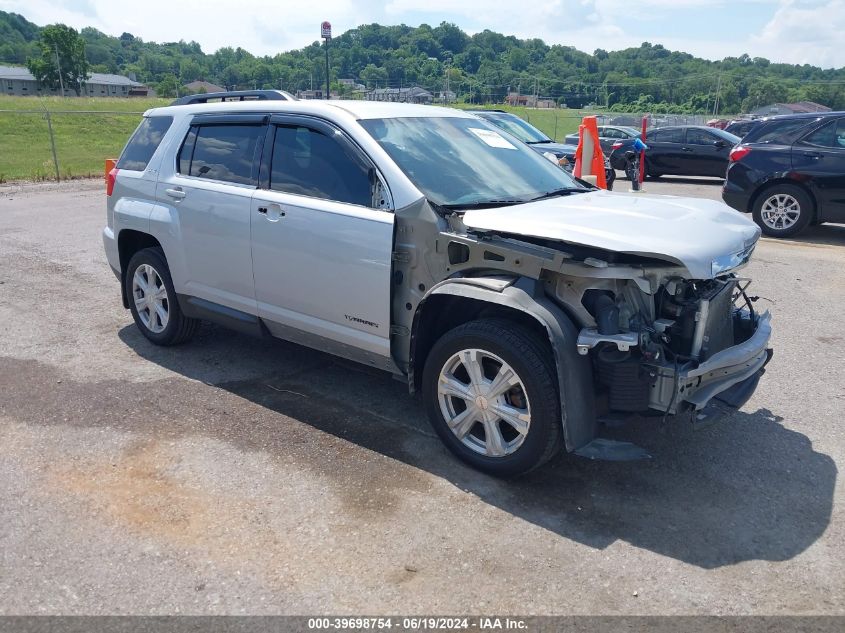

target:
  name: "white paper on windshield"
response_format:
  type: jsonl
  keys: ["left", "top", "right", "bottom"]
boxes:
{"left": 468, "top": 127, "right": 517, "bottom": 149}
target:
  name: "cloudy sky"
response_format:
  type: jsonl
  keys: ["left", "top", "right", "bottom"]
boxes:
{"left": 2, "top": 0, "right": 843, "bottom": 68}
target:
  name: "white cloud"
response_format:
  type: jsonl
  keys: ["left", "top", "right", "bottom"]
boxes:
{"left": 750, "top": 0, "right": 845, "bottom": 68}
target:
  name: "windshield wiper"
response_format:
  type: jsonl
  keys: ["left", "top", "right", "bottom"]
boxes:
{"left": 525, "top": 139, "right": 553, "bottom": 145}
{"left": 528, "top": 187, "right": 587, "bottom": 201}
{"left": 440, "top": 199, "right": 527, "bottom": 210}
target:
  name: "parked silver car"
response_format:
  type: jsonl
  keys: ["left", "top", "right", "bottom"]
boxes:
{"left": 104, "top": 95, "right": 772, "bottom": 476}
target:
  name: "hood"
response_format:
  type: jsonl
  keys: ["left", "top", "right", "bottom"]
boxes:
{"left": 461, "top": 190, "right": 761, "bottom": 279}
{"left": 528, "top": 141, "right": 577, "bottom": 158}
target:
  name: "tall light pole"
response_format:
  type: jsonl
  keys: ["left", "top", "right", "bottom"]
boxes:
{"left": 54, "top": 42, "right": 65, "bottom": 96}
{"left": 321, "top": 21, "right": 331, "bottom": 99}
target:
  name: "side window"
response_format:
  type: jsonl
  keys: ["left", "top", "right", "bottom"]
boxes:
{"left": 117, "top": 116, "right": 173, "bottom": 171}
{"left": 799, "top": 119, "right": 845, "bottom": 149}
{"left": 269, "top": 125, "right": 372, "bottom": 207}
{"left": 601, "top": 128, "right": 620, "bottom": 139}
{"left": 653, "top": 128, "right": 683, "bottom": 143}
{"left": 686, "top": 128, "right": 716, "bottom": 145}
{"left": 181, "top": 124, "right": 262, "bottom": 185}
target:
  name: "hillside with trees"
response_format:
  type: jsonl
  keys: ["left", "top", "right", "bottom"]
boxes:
{"left": 2, "top": 10, "right": 844, "bottom": 113}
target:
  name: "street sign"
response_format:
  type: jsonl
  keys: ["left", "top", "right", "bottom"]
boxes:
{"left": 321, "top": 21, "right": 332, "bottom": 39}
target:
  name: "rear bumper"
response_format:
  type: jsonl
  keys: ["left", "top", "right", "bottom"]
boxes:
{"left": 102, "top": 226, "right": 119, "bottom": 276}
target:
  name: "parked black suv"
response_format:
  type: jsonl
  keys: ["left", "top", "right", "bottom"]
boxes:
{"left": 722, "top": 111, "right": 845, "bottom": 237}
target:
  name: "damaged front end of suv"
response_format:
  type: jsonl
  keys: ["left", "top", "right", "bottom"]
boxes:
{"left": 458, "top": 193, "right": 773, "bottom": 438}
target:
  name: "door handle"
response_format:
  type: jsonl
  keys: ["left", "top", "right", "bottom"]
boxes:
{"left": 165, "top": 187, "right": 186, "bottom": 200}
{"left": 681, "top": 147, "right": 693, "bottom": 152}
{"left": 803, "top": 152, "right": 821, "bottom": 159}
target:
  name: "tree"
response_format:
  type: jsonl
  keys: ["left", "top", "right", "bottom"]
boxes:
{"left": 26, "top": 24, "right": 89, "bottom": 95}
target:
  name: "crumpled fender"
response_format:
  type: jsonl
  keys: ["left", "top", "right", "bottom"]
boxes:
{"left": 414, "top": 276, "right": 597, "bottom": 452}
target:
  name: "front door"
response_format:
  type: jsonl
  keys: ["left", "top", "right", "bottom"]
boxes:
{"left": 684, "top": 128, "right": 731, "bottom": 177}
{"left": 792, "top": 117, "right": 845, "bottom": 222}
{"left": 250, "top": 116, "right": 395, "bottom": 365}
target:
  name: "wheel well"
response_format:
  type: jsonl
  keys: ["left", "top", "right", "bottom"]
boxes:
{"left": 411, "top": 294, "right": 551, "bottom": 392}
{"left": 749, "top": 178, "right": 817, "bottom": 218}
{"left": 117, "top": 230, "right": 163, "bottom": 307}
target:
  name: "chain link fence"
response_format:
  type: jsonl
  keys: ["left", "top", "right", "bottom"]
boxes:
{"left": 0, "top": 98, "right": 723, "bottom": 183}
{"left": 0, "top": 103, "right": 149, "bottom": 182}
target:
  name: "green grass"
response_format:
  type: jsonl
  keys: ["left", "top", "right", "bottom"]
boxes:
{"left": 0, "top": 96, "right": 170, "bottom": 181}
{"left": 0, "top": 95, "right": 597, "bottom": 182}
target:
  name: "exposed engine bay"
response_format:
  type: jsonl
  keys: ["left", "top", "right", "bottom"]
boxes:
{"left": 552, "top": 269, "right": 766, "bottom": 416}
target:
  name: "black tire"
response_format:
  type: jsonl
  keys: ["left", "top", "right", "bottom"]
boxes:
{"left": 752, "top": 183, "right": 814, "bottom": 238}
{"left": 125, "top": 247, "right": 200, "bottom": 346}
{"left": 421, "top": 319, "right": 562, "bottom": 477}
{"left": 605, "top": 168, "right": 616, "bottom": 191}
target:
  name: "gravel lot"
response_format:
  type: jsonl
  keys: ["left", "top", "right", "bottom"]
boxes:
{"left": 1, "top": 176, "right": 843, "bottom": 615}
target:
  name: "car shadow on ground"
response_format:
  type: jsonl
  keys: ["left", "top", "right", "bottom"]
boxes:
{"left": 118, "top": 324, "right": 836, "bottom": 570}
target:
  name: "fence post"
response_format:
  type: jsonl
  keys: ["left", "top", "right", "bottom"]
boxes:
{"left": 39, "top": 102, "right": 61, "bottom": 181}
{"left": 554, "top": 111, "right": 558, "bottom": 141}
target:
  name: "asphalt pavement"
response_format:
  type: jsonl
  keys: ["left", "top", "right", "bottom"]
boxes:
{"left": 0, "top": 177, "right": 843, "bottom": 615}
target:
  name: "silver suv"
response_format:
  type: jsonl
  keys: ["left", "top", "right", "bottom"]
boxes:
{"left": 104, "top": 96, "right": 773, "bottom": 476}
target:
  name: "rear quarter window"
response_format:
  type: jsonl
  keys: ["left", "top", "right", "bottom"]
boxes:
{"left": 116, "top": 116, "right": 174, "bottom": 171}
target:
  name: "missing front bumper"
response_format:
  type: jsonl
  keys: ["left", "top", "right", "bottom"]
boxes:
{"left": 650, "top": 310, "right": 773, "bottom": 414}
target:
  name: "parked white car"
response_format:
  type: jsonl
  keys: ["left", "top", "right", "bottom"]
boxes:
{"left": 104, "top": 94, "right": 772, "bottom": 476}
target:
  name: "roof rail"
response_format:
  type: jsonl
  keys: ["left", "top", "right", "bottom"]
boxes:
{"left": 170, "top": 90, "right": 296, "bottom": 106}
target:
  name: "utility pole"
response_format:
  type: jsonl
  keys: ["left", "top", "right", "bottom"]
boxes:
{"left": 713, "top": 71, "right": 722, "bottom": 116}
{"left": 54, "top": 42, "right": 64, "bottom": 96}
{"left": 321, "top": 21, "right": 332, "bottom": 100}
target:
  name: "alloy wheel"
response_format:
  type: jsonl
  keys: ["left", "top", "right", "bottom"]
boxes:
{"left": 760, "top": 193, "right": 801, "bottom": 231}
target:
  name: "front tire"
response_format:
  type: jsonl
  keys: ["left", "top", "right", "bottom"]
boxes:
{"left": 125, "top": 247, "right": 200, "bottom": 346}
{"left": 752, "top": 184, "right": 813, "bottom": 237}
{"left": 422, "top": 319, "right": 562, "bottom": 477}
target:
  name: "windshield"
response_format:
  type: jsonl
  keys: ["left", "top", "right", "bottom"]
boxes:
{"left": 475, "top": 112, "right": 551, "bottom": 144}
{"left": 360, "top": 116, "right": 584, "bottom": 208}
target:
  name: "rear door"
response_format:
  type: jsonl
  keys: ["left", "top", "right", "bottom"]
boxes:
{"left": 250, "top": 114, "right": 395, "bottom": 365}
{"left": 792, "top": 118, "right": 845, "bottom": 221}
{"left": 155, "top": 114, "right": 266, "bottom": 314}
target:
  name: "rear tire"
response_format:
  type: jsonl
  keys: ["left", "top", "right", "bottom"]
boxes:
{"left": 125, "top": 247, "right": 200, "bottom": 346}
{"left": 422, "top": 319, "right": 562, "bottom": 477}
{"left": 752, "top": 184, "right": 813, "bottom": 237}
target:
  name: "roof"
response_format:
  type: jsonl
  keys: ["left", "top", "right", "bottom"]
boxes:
{"left": 757, "top": 110, "right": 845, "bottom": 122}
{"left": 0, "top": 64, "right": 143, "bottom": 86}
{"left": 148, "top": 99, "right": 475, "bottom": 121}
{"left": 756, "top": 101, "right": 832, "bottom": 114}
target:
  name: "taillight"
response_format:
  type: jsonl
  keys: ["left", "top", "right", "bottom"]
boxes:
{"left": 729, "top": 145, "right": 751, "bottom": 162}
{"left": 612, "top": 141, "right": 623, "bottom": 150}
{"left": 107, "top": 167, "right": 118, "bottom": 196}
